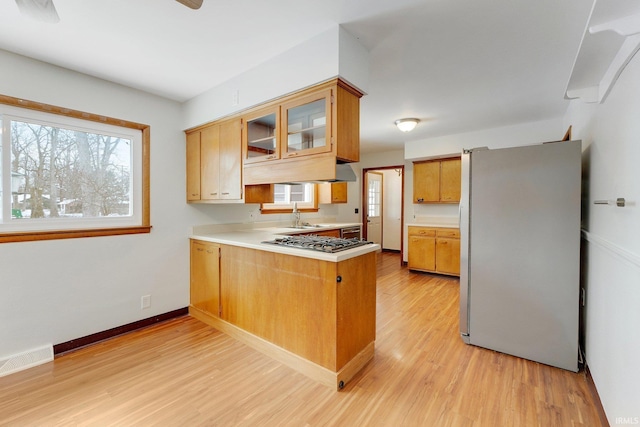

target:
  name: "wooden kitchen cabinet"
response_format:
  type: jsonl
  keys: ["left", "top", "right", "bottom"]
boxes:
{"left": 318, "top": 182, "right": 347, "bottom": 204}
{"left": 408, "top": 227, "right": 436, "bottom": 271}
{"left": 413, "top": 157, "right": 461, "bottom": 203}
{"left": 413, "top": 161, "right": 440, "bottom": 203}
{"left": 190, "top": 240, "right": 220, "bottom": 317}
{"left": 217, "top": 244, "right": 376, "bottom": 388}
{"left": 243, "top": 78, "right": 362, "bottom": 185}
{"left": 186, "top": 131, "right": 201, "bottom": 201}
{"left": 201, "top": 118, "right": 242, "bottom": 201}
{"left": 187, "top": 119, "right": 273, "bottom": 204}
{"left": 408, "top": 226, "right": 460, "bottom": 276}
{"left": 281, "top": 88, "right": 332, "bottom": 159}
{"left": 243, "top": 105, "right": 280, "bottom": 164}
{"left": 435, "top": 231, "right": 461, "bottom": 275}
{"left": 440, "top": 158, "right": 461, "bottom": 202}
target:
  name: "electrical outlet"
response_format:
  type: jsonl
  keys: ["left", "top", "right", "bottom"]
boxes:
{"left": 141, "top": 295, "right": 151, "bottom": 309}
{"left": 354, "top": 208, "right": 359, "bottom": 214}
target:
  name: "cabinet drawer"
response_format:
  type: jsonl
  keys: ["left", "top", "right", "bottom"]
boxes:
{"left": 436, "top": 229, "right": 460, "bottom": 238}
{"left": 408, "top": 226, "right": 436, "bottom": 237}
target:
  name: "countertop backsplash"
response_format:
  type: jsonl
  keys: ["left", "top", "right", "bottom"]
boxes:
{"left": 410, "top": 203, "right": 460, "bottom": 228}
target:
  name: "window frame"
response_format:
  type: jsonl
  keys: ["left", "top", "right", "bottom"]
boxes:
{"left": 260, "top": 183, "right": 318, "bottom": 214}
{"left": 0, "top": 94, "right": 151, "bottom": 243}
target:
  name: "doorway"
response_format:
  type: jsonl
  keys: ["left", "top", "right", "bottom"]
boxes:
{"left": 363, "top": 166, "right": 405, "bottom": 262}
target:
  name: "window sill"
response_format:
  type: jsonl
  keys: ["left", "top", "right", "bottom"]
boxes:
{"left": 0, "top": 226, "right": 152, "bottom": 244}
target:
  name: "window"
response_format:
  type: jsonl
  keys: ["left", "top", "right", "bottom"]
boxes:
{"left": 0, "top": 95, "right": 150, "bottom": 243}
{"left": 261, "top": 183, "right": 317, "bottom": 213}
{"left": 368, "top": 178, "right": 381, "bottom": 217}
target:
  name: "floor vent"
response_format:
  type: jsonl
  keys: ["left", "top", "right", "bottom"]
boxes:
{"left": 0, "top": 344, "right": 54, "bottom": 377}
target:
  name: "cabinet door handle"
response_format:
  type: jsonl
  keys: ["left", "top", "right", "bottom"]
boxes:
{"left": 266, "top": 155, "right": 276, "bottom": 159}
{"left": 210, "top": 192, "right": 217, "bottom": 196}
{"left": 286, "top": 152, "right": 298, "bottom": 157}
{"left": 417, "top": 198, "right": 424, "bottom": 203}
{"left": 222, "top": 192, "right": 230, "bottom": 195}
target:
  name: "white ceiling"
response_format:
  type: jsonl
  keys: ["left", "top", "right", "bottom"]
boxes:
{"left": 0, "top": 0, "right": 594, "bottom": 154}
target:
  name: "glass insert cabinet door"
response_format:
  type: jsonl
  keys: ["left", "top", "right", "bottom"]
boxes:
{"left": 281, "top": 89, "right": 332, "bottom": 158}
{"left": 243, "top": 106, "right": 280, "bottom": 164}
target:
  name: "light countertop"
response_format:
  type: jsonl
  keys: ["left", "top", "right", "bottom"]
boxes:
{"left": 406, "top": 223, "right": 459, "bottom": 228}
{"left": 191, "top": 223, "right": 379, "bottom": 262}
{"left": 407, "top": 215, "right": 459, "bottom": 228}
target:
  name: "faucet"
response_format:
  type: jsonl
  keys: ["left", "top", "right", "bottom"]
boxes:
{"left": 292, "top": 202, "right": 301, "bottom": 228}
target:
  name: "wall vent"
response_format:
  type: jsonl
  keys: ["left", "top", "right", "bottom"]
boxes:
{"left": 0, "top": 344, "right": 53, "bottom": 377}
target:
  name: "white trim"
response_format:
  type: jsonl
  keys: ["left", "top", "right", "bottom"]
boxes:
{"left": 582, "top": 230, "right": 640, "bottom": 269}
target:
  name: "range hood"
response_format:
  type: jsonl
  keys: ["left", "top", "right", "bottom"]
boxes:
{"left": 330, "top": 164, "right": 357, "bottom": 182}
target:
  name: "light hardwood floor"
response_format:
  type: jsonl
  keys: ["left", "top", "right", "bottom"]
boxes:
{"left": 0, "top": 252, "right": 603, "bottom": 426}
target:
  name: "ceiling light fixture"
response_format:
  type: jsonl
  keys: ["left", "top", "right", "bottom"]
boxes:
{"left": 394, "top": 118, "right": 420, "bottom": 132}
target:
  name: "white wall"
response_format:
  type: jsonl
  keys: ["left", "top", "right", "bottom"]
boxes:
{"left": 182, "top": 25, "right": 369, "bottom": 130}
{"left": 0, "top": 50, "right": 209, "bottom": 359}
{"left": 564, "top": 53, "right": 640, "bottom": 424}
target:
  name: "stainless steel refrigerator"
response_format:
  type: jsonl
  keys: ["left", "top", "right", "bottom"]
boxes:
{"left": 459, "top": 140, "right": 581, "bottom": 372}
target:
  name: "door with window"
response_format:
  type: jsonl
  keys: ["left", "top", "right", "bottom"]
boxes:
{"left": 365, "top": 171, "right": 383, "bottom": 244}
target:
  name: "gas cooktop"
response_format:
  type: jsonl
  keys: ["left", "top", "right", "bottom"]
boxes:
{"left": 262, "top": 235, "right": 374, "bottom": 253}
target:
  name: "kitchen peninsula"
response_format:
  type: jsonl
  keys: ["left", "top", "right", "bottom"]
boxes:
{"left": 190, "top": 224, "right": 380, "bottom": 390}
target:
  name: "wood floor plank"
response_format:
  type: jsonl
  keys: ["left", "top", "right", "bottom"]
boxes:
{"left": 0, "top": 252, "right": 604, "bottom": 426}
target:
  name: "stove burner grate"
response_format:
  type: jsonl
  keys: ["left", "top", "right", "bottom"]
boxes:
{"left": 262, "top": 235, "right": 374, "bottom": 253}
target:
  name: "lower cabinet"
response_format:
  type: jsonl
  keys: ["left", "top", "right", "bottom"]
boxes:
{"left": 190, "top": 240, "right": 220, "bottom": 317}
{"left": 408, "top": 226, "right": 460, "bottom": 276}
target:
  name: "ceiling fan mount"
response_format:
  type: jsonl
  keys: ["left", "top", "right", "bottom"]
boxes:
{"left": 15, "top": 0, "right": 203, "bottom": 23}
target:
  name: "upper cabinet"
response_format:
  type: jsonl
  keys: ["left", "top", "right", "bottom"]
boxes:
{"left": 186, "top": 132, "right": 201, "bottom": 201}
{"left": 243, "top": 79, "right": 362, "bottom": 185}
{"left": 243, "top": 106, "right": 279, "bottom": 164}
{"left": 188, "top": 78, "right": 362, "bottom": 192}
{"left": 318, "top": 182, "right": 347, "bottom": 204}
{"left": 186, "top": 118, "right": 273, "bottom": 204}
{"left": 201, "top": 119, "right": 242, "bottom": 201}
{"left": 281, "top": 89, "right": 332, "bottom": 159}
{"left": 413, "top": 157, "right": 461, "bottom": 204}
